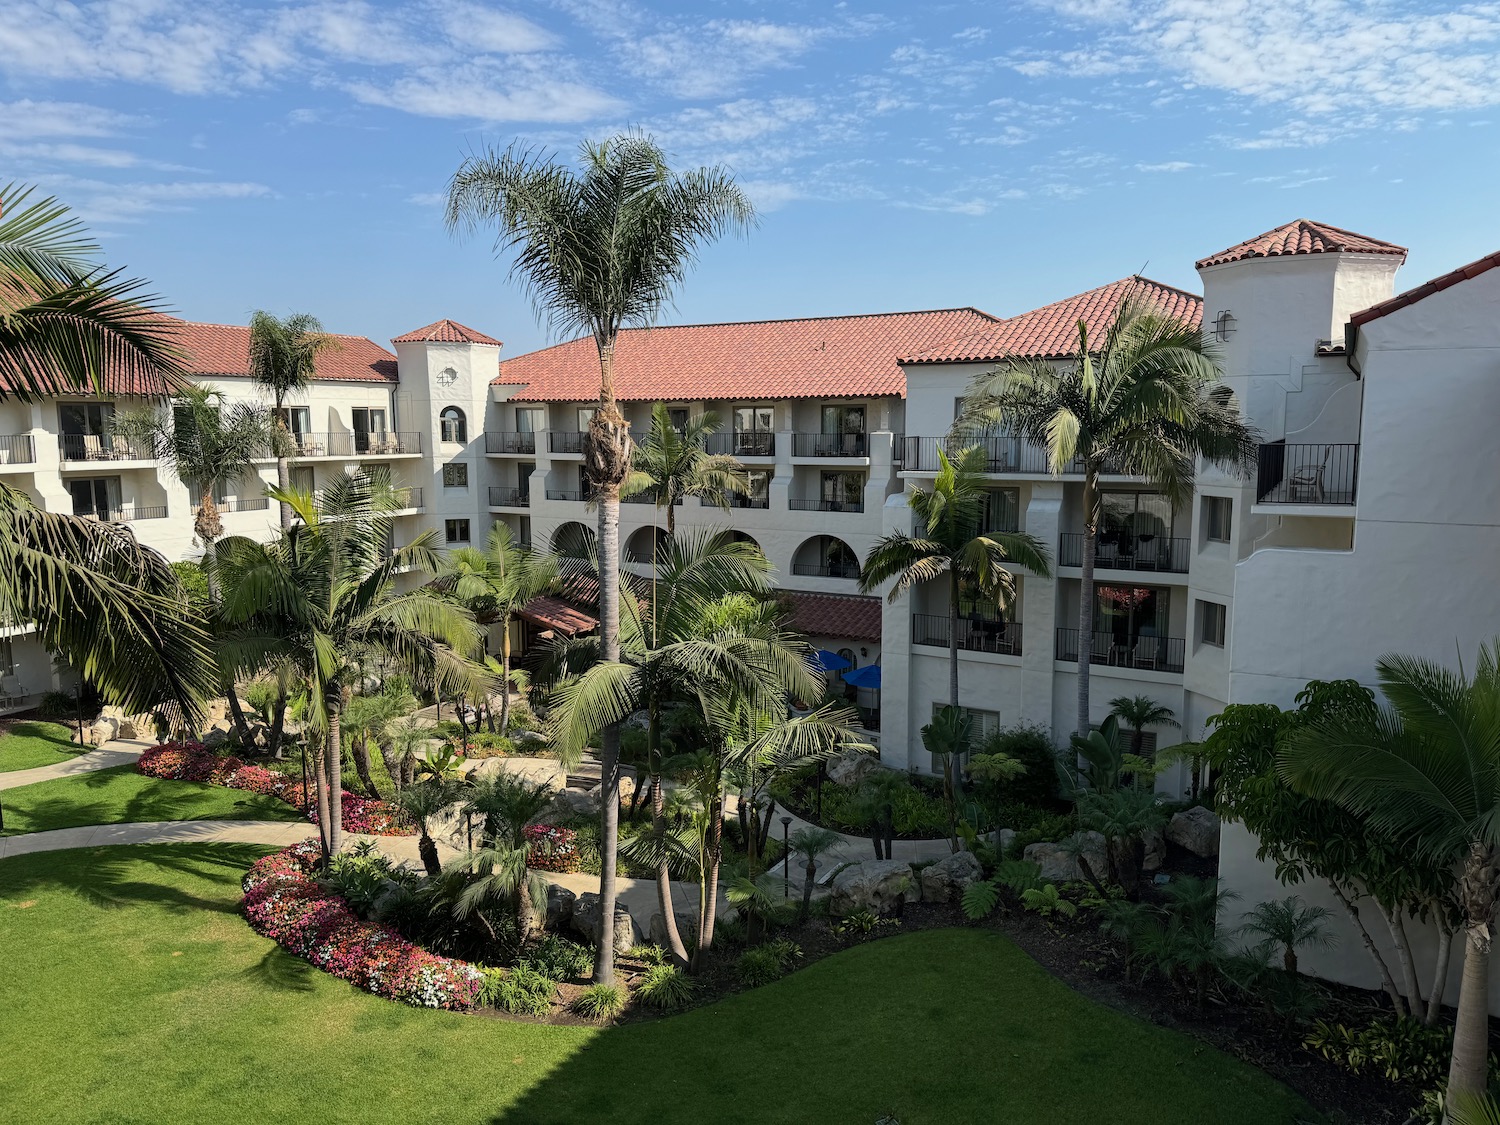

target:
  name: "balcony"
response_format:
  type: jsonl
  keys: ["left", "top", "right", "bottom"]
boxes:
{"left": 900, "top": 435, "right": 1127, "bottom": 476}
{"left": 489, "top": 486, "right": 529, "bottom": 507}
{"left": 395, "top": 487, "right": 423, "bottom": 511}
{"left": 792, "top": 432, "right": 868, "bottom": 458}
{"left": 913, "top": 614, "right": 1022, "bottom": 656}
{"left": 545, "top": 488, "right": 586, "bottom": 502}
{"left": 85, "top": 505, "right": 169, "bottom": 523}
{"left": 549, "top": 431, "right": 586, "bottom": 455}
{"left": 59, "top": 434, "right": 154, "bottom": 462}
{"left": 485, "top": 431, "right": 537, "bottom": 455}
{"left": 729, "top": 493, "right": 770, "bottom": 510}
{"left": 1059, "top": 533, "right": 1189, "bottom": 574}
{"left": 1255, "top": 442, "right": 1358, "bottom": 506}
{"left": 791, "top": 560, "right": 860, "bottom": 579}
{"left": 218, "top": 497, "right": 270, "bottom": 513}
{"left": 706, "top": 432, "right": 775, "bottom": 457}
{"left": 1055, "top": 628, "right": 1185, "bottom": 674}
{"left": 789, "top": 498, "right": 864, "bottom": 514}
{"left": 0, "top": 435, "right": 35, "bottom": 465}
{"left": 283, "top": 432, "right": 422, "bottom": 458}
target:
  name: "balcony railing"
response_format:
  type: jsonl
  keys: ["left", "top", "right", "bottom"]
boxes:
{"left": 1255, "top": 442, "right": 1359, "bottom": 506}
{"left": 545, "top": 488, "right": 586, "bottom": 502}
{"left": 485, "top": 431, "right": 537, "bottom": 455}
{"left": 1059, "top": 533, "right": 1190, "bottom": 574}
{"left": 395, "top": 488, "right": 423, "bottom": 510}
{"left": 59, "top": 434, "right": 154, "bottom": 461}
{"left": 1055, "top": 628, "right": 1185, "bottom": 674}
{"left": 789, "top": 498, "right": 864, "bottom": 514}
{"left": 913, "top": 614, "right": 1022, "bottom": 656}
{"left": 283, "top": 432, "right": 421, "bottom": 458}
{"left": 706, "top": 432, "right": 776, "bottom": 457}
{"left": 901, "top": 435, "right": 1129, "bottom": 476}
{"left": 729, "top": 493, "right": 770, "bottom": 509}
{"left": 0, "top": 435, "right": 35, "bottom": 465}
{"left": 549, "top": 431, "right": 586, "bottom": 454}
{"left": 792, "top": 432, "right": 868, "bottom": 458}
{"left": 218, "top": 497, "right": 270, "bottom": 513}
{"left": 489, "top": 486, "right": 528, "bottom": 507}
{"left": 82, "top": 505, "right": 169, "bottom": 523}
{"left": 791, "top": 561, "right": 861, "bottom": 578}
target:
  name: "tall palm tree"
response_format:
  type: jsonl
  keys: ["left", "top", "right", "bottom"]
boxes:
{"left": 860, "top": 444, "right": 1051, "bottom": 805}
{"left": 622, "top": 402, "right": 747, "bottom": 539}
{"left": 247, "top": 310, "right": 339, "bottom": 529}
{"left": 1108, "top": 694, "right": 1179, "bottom": 764}
{"left": 956, "top": 291, "right": 1254, "bottom": 737}
{"left": 0, "top": 182, "right": 216, "bottom": 720}
{"left": 435, "top": 522, "right": 558, "bottom": 734}
{"left": 213, "top": 471, "right": 490, "bottom": 858}
{"left": 1279, "top": 642, "right": 1500, "bottom": 1103}
{"left": 446, "top": 132, "right": 754, "bottom": 987}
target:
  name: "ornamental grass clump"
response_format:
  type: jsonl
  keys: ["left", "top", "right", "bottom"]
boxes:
{"left": 636, "top": 963, "right": 695, "bottom": 1011}
{"left": 569, "top": 983, "right": 626, "bottom": 1021}
{"left": 493, "top": 965, "right": 557, "bottom": 1017}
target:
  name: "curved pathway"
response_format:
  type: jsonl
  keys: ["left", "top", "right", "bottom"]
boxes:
{"left": 0, "top": 739, "right": 152, "bottom": 791}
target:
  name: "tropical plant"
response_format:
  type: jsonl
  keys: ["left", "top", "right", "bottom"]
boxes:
{"left": 447, "top": 132, "right": 755, "bottom": 986}
{"left": 247, "top": 310, "right": 339, "bottom": 529}
{"left": 342, "top": 689, "right": 410, "bottom": 798}
{"left": 519, "top": 934, "right": 594, "bottom": 982}
{"left": 396, "top": 778, "right": 456, "bottom": 877}
{"left": 383, "top": 714, "right": 439, "bottom": 791}
{"left": 922, "top": 705, "right": 972, "bottom": 852}
{"left": 569, "top": 982, "right": 626, "bottom": 1020}
{"left": 492, "top": 964, "right": 556, "bottom": 1016}
{"left": 734, "top": 945, "right": 786, "bottom": 987}
{"left": 1021, "top": 883, "right": 1077, "bottom": 919}
{"left": 1239, "top": 895, "right": 1336, "bottom": 975}
{"left": 622, "top": 400, "right": 747, "bottom": 540}
{"left": 1076, "top": 785, "right": 1167, "bottom": 898}
{"left": 955, "top": 292, "right": 1254, "bottom": 737}
{"left": 1279, "top": 643, "right": 1500, "bottom": 1102}
{"left": 635, "top": 963, "right": 695, "bottom": 1011}
{"left": 462, "top": 772, "right": 555, "bottom": 939}
{"left": 788, "top": 826, "right": 843, "bottom": 921}
{"left": 1100, "top": 875, "right": 1236, "bottom": 1004}
{"left": 1107, "top": 694, "right": 1178, "bottom": 764}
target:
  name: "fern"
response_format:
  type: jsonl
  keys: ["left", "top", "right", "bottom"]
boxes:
{"left": 961, "top": 879, "right": 1001, "bottom": 920}
{"left": 1021, "top": 884, "right": 1077, "bottom": 918}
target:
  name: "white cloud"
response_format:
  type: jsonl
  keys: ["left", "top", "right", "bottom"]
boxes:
{"left": 349, "top": 59, "right": 621, "bottom": 123}
{"left": 407, "top": 192, "right": 446, "bottom": 206}
{"left": 627, "top": 19, "right": 825, "bottom": 98}
{"left": 1136, "top": 160, "right": 1195, "bottom": 172}
{"left": 38, "top": 175, "right": 274, "bottom": 224}
{"left": 0, "top": 100, "right": 146, "bottom": 140}
{"left": 438, "top": 2, "right": 557, "bottom": 52}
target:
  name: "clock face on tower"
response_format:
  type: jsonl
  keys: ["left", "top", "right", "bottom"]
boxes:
{"left": 437, "top": 367, "right": 458, "bottom": 387}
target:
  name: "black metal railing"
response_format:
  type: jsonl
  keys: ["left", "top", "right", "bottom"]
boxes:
{"left": 789, "top": 498, "right": 864, "bottom": 514}
{"left": 549, "top": 431, "right": 586, "bottom": 454}
{"left": 900, "top": 434, "right": 1131, "bottom": 475}
{"left": 0, "top": 435, "right": 35, "bottom": 464}
{"left": 1255, "top": 442, "right": 1359, "bottom": 506}
{"left": 280, "top": 432, "right": 421, "bottom": 458}
{"left": 485, "top": 431, "right": 537, "bottom": 455}
{"left": 706, "top": 432, "right": 776, "bottom": 457}
{"left": 218, "top": 497, "right": 270, "bottom": 513}
{"left": 489, "top": 486, "right": 528, "bottom": 507}
{"left": 729, "top": 493, "right": 770, "bottom": 509}
{"left": 913, "top": 614, "right": 1022, "bottom": 656}
{"left": 1059, "top": 533, "right": 1190, "bottom": 573}
{"left": 354, "top": 431, "right": 421, "bottom": 455}
{"left": 791, "top": 561, "right": 861, "bottom": 578}
{"left": 545, "top": 488, "right": 585, "bottom": 502}
{"left": 83, "top": 505, "right": 168, "bottom": 523}
{"left": 1055, "top": 628, "right": 1185, "bottom": 673}
{"left": 59, "top": 434, "right": 154, "bottom": 461}
{"left": 395, "top": 488, "right": 422, "bottom": 510}
{"left": 793, "top": 432, "right": 868, "bottom": 457}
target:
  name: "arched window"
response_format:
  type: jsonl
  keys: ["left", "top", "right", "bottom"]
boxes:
{"left": 440, "top": 406, "right": 467, "bottom": 444}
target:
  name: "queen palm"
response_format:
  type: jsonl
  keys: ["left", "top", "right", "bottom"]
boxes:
{"left": 956, "top": 292, "right": 1253, "bottom": 737}
{"left": 446, "top": 133, "right": 754, "bottom": 987}
{"left": 435, "top": 522, "right": 558, "bottom": 735}
{"left": 789, "top": 826, "right": 844, "bottom": 922}
{"left": 214, "top": 471, "right": 489, "bottom": 858}
{"left": 1279, "top": 642, "right": 1500, "bottom": 1102}
{"left": 0, "top": 182, "right": 216, "bottom": 718}
{"left": 247, "top": 310, "right": 339, "bottom": 529}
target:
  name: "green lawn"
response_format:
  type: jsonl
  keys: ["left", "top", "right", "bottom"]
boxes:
{"left": 0, "top": 766, "right": 302, "bottom": 836}
{"left": 0, "top": 720, "right": 83, "bottom": 772}
{"left": 0, "top": 844, "right": 1318, "bottom": 1125}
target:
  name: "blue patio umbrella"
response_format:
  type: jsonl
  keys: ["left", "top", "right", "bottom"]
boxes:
{"left": 812, "top": 649, "right": 852, "bottom": 673}
{"left": 843, "top": 664, "right": 882, "bottom": 690}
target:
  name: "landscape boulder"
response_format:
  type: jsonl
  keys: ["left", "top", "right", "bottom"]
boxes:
{"left": 87, "top": 719, "right": 116, "bottom": 746}
{"left": 995, "top": 828, "right": 1016, "bottom": 855}
{"left": 571, "top": 893, "right": 640, "bottom": 954}
{"left": 827, "top": 749, "right": 883, "bottom": 788}
{"left": 1166, "top": 806, "right": 1221, "bottom": 858}
{"left": 1142, "top": 827, "right": 1166, "bottom": 872}
{"left": 545, "top": 883, "right": 577, "bottom": 930}
{"left": 918, "top": 850, "right": 984, "bottom": 903}
{"left": 828, "top": 859, "right": 914, "bottom": 916}
{"left": 648, "top": 911, "right": 699, "bottom": 948}
{"left": 1024, "top": 831, "right": 1108, "bottom": 884}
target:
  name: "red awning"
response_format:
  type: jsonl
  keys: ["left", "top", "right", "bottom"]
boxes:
{"left": 781, "top": 591, "right": 883, "bottom": 643}
{"left": 519, "top": 596, "right": 598, "bottom": 638}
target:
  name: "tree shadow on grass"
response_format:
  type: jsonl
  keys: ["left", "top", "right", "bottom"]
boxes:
{"left": 242, "top": 945, "right": 318, "bottom": 992}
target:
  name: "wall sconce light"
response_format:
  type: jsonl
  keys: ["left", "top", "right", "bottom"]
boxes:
{"left": 860, "top": 647, "right": 868, "bottom": 657}
{"left": 1213, "top": 310, "right": 1237, "bottom": 341}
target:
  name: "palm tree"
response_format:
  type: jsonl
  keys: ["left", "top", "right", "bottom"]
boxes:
{"left": 1238, "top": 895, "right": 1335, "bottom": 975}
{"left": 435, "top": 522, "right": 557, "bottom": 734}
{"left": 342, "top": 690, "right": 409, "bottom": 798}
{"left": 462, "top": 773, "right": 555, "bottom": 939}
{"left": 623, "top": 402, "right": 748, "bottom": 540}
{"left": 955, "top": 291, "right": 1254, "bottom": 737}
{"left": 0, "top": 182, "right": 217, "bottom": 720}
{"left": 247, "top": 310, "right": 339, "bottom": 529}
{"left": 213, "top": 471, "right": 489, "bottom": 858}
{"left": 861, "top": 444, "right": 1050, "bottom": 810}
{"left": 789, "top": 826, "right": 843, "bottom": 921}
{"left": 446, "top": 132, "right": 754, "bottom": 987}
{"left": 1279, "top": 642, "right": 1500, "bottom": 1102}
{"left": 397, "top": 778, "right": 455, "bottom": 877}
{"left": 383, "top": 714, "right": 439, "bottom": 791}
{"left": 1108, "top": 695, "right": 1178, "bottom": 764}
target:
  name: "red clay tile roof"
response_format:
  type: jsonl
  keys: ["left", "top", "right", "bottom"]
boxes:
{"left": 781, "top": 591, "right": 883, "bottom": 643}
{"left": 493, "top": 309, "right": 1000, "bottom": 402}
{"left": 901, "top": 277, "right": 1201, "bottom": 365}
{"left": 179, "top": 319, "right": 397, "bottom": 383}
{"left": 1196, "top": 220, "right": 1407, "bottom": 270}
{"left": 1349, "top": 248, "right": 1500, "bottom": 328}
{"left": 519, "top": 595, "right": 597, "bottom": 637}
{"left": 392, "top": 319, "right": 502, "bottom": 346}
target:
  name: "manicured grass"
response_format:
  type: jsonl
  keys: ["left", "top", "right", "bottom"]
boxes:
{"left": 0, "top": 844, "right": 1318, "bottom": 1125}
{"left": 0, "top": 720, "right": 83, "bottom": 772}
{"left": 0, "top": 766, "right": 302, "bottom": 836}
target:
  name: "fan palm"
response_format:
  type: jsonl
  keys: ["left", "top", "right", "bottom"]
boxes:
{"left": 247, "top": 310, "right": 339, "bottom": 529}
{"left": 955, "top": 290, "right": 1254, "bottom": 736}
{"left": 1238, "top": 895, "right": 1335, "bottom": 975}
{"left": 0, "top": 183, "right": 215, "bottom": 720}
{"left": 342, "top": 690, "right": 409, "bottom": 799}
{"left": 435, "top": 522, "right": 558, "bottom": 734}
{"left": 397, "top": 778, "right": 456, "bottom": 878}
{"left": 1108, "top": 694, "right": 1178, "bottom": 763}
{"left": 213, "top": 471, "right": 490, "bottom": 858}
{"left": 383, "top": 714, "right": 439, "bottom": 791}
{"left": 789, "top": 826, "right": 844, "bottom": 921}
{"left": 463, "top": 773, "right": 556, "bottom": 939}
{"left": 446, "top": 132, "right": 754, "bottom": 986}
{"left": 1279, "top": 642, "right": 1500, "bottom": 1102}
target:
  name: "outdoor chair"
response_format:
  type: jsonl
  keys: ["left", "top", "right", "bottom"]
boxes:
{"left": 1287, "top": 445, "right": 1331, "bottom": 502}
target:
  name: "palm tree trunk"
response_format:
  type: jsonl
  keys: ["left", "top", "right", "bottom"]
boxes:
{"left": 800, "top": 859, "right": 817, "bottom": 921}
{"left": 352, "top": 736, "right": 381, "bottom": 799}
{"left": 499, "top": 625, "right": 512, "bottom": 735}
{"left": 268, "top": 690, "right": 286, "bottom": 759}
{"left": 947, "top": 572, "right": 963, "bottom": 851}
{"left": 275, "top": 405, "right": 292, "bottom": 530}
{"left": 694, "top": 776, "right": 725, "bottom": 970}
{"left": 327, "top": 702, "right": 344, "bottom": 854}
{"left": 312, "top": 738, "right": 332, "bottom": 860}
{"left": 1427, "top": 917, "right": 1455, "bottom": 1025}
{"left": 1448, "top": 926, "right": 1493, "bottom": 1103}
{"left": 1077, "top": 470, "right": 1098, "bottom": 738}
{"left": 652, "top": 774, "right": 690, "bottom": 965}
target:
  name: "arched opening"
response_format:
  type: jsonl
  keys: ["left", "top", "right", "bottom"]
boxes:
{"left": 550, "top": 521, "right": 592, "bottom": 555}
{"left": 440, "top": 406, "right": 467, "bottom": 444}
{"left": 724, "top": 529, "right": 760, "bottom": 551}
{"left": 624, "top": 525, "right": 671, "bottom": 566}
{"left": 792, "top": 535, "right": 859, "bottom": 579}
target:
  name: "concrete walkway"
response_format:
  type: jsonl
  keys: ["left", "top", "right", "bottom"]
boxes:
{"left": 0, "top": 740, "right": 153, "bottom": 792}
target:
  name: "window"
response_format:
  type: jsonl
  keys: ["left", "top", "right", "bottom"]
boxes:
{"left": 576, "top": 407, "right": 594, "bottom": 432}
{"left": 733, "top": 469, "right": 771, "bottom": 508}
{"left": 290, "top": 467, "right": 315, "bottom": 496}
{"left": 274, "top": 406, "right": 311, "bottom": 435}
{"left": 734, "top": 405, "right": 774, "bottom": 433}
{"left": 515, "top": 408, "right": 543, "bottom": 434}
{"left": 440, "top": 407, "right": 467, "bottom": 444}
{"left": 1198, "top": 599, "right": 1227, "bottom": 648}
{"left": 1204, "top": 496, "right": 1232, "bottom": 543}
{"left": 821, "top": 471, "right": 864, "bottom": 512}
{"left": 68, "top": 477, "right": 121, "bottom": 519}
{"left": 667, "top": 407, "right": 689, "bottom": 432}
{"left": 352, "top": 407, "right": 387, "bottom": 452}
{"left": 930, "top": 703, "right": 998, "bottom": 771}
{"left": 445, "top": 519, "right": 471, "bottom": 544}
{"left": 0, "top": 637, "right": 13, "bottom": 677}
{"left": 983, "top": 489, "right": 1019, "bottom": 533}
{"left": 821, "top": 403, "right": 866, "bottom": 435}
{"left": 442, "top": 462, "right": 468, "bottom": 489}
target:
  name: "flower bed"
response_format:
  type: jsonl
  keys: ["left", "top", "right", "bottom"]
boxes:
{"left": 242, "top": 841, "right": 484, "bottom": 1011}
{"left": 137, "top": 742, "right": 408, "bottom": 836}
{"left": 524, "top": 823, "right": 579, "bottom": 873}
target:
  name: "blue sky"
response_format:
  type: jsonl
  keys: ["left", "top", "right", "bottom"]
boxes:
{"left": 4, "top": 0, "right": 1499, "bottom": 357}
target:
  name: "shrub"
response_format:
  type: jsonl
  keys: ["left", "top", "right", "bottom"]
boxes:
{"left": 735, "top": 946, "right": 785, "bottom": 987}
{"left": 1004, "top": 812, "right": 1075, "bottom": 861}
{"left": 626, "top": 943, "right": 666, "bottom": 967}
{"left": 519, "top": 934, "right": 593, "bottom": 982}
{"left": 322, "top": 842, "right": 409, "bottom": 919}
{"left": 570, "top": 983, "right": 625, "bottom": 1020}
{"left": 475, "top": 965, "right": 509, "bottom": 1008}
{"left": 38, "top": 690, "right": 78, "bottom": 720}
{"left": 979, "top": 723, "right": 1062, "bottom": 806}
{"left": 465, "top": 732, "right": 517, "bottom": 759}
{"left": 1021, "top": 884, "right": 1077, "bottom": 918}
{"left": 1304, "top": 1017, "right": 1454, "bottom": 1085}
{"left": 494, "top": 965, "right": 557, "bottom": 1017}
{"left": 763, "top": 938, "right": 803, "bottom": 972}
{"left": 635, "top": 964, "right": 695, "bottom": 1011}
{"left": 524, "top": 824, "right": 580, "bottom": 873}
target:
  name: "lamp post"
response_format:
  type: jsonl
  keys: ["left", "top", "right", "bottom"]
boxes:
{"left": 781, "top": 815, "right": 793, "bottom": 897}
